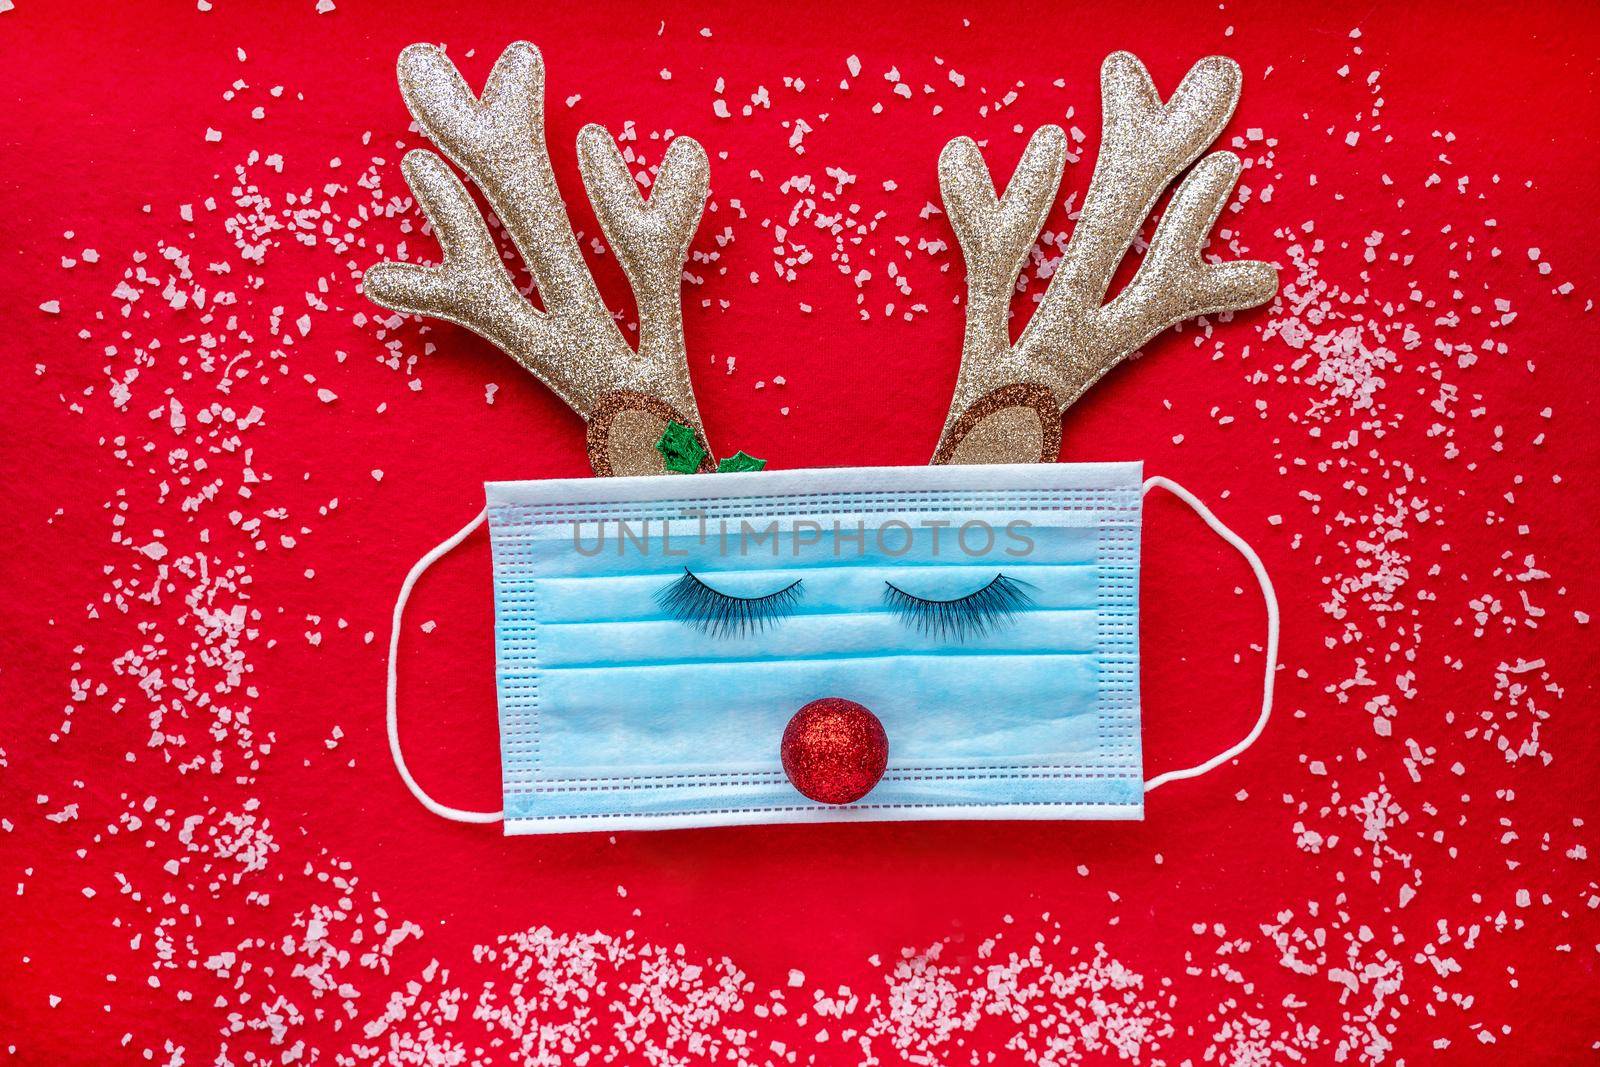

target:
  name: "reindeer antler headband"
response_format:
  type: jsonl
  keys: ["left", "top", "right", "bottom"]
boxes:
{"left": 365, "top": 43, "right": 1277, "bottom": 474}
{"left": 364, "top": 43, "right": 713, "bottom": 477}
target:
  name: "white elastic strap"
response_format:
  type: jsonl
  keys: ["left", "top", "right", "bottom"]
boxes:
{"left": 1141, "top": 476, "right": 1279, "bottom": 793}
{"left": 386, "top": 508, "right": 502, "bottom": 824}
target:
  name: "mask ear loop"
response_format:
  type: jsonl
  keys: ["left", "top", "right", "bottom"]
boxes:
{"left": 1141, "top": 477, "right": 1280, "bottom": 793}
{"left": 386, "top": 509, "right": 503, "bottom": 823}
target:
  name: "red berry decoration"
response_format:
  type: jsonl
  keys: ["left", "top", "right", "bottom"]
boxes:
{"left": 781, "top": 698, "right": 889, "bottom": 805}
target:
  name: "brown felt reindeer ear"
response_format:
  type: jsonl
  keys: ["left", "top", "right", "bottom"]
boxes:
{"left": 364, "top": 42, "right": 715, "bottom": 477}
{"left": 932, "top": 53, "right": 1279, "bottom": 465}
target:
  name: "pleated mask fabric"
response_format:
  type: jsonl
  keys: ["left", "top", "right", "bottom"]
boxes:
{"left": 483, "top": 463, "right": 1143, "bottom": 834}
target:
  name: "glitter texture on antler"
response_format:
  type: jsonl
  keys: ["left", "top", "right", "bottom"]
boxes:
{"left": 931, "top": 52, "right": 1279, "bottom": 465}
{"left": 363, "top": 42, "right": 715, "bottom": 476}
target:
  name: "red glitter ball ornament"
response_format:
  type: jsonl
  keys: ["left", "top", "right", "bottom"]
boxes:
{"left": 780, "top": 698, "right": 889, "bottom": 805}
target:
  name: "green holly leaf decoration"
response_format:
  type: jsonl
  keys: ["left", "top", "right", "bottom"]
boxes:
{"left": 716, "top": 451, "right": 767, "bottom": 473}
{"left": 655, "top": 420, "right": 707, "bottom": 474}
{"left": 655, "top": 420, "right": 769, "bottom": 474}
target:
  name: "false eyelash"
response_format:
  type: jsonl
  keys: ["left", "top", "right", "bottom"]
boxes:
{"left": 657, "top": 568, "right": 805, "bottom": 638}
{"left": 882, "top": 573, "right": 1035, "bottom": 642}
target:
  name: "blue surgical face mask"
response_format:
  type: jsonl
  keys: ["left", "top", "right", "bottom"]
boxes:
{"left": 386, "top": 463, "right": 1278, "bottom": 834}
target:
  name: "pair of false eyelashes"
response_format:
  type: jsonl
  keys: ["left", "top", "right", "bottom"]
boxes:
{"left": 657, "top": 569, "right": 1035, "bottom": 641}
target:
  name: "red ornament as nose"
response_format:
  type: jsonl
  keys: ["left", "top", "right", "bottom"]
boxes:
{"left": 781, "top": 698, "right": 889, "bottom": 805}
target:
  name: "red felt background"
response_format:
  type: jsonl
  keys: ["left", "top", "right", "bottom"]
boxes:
{"left": 2, "top": 1, "right": 1598, "bottom": 1064}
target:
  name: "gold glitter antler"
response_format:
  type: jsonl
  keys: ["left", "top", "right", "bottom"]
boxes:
{"left": 932, "top": 53, "right": 1278, "bottom": 465}
{"left": 364, "top": 42, "right": 714, "bottom": 476}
